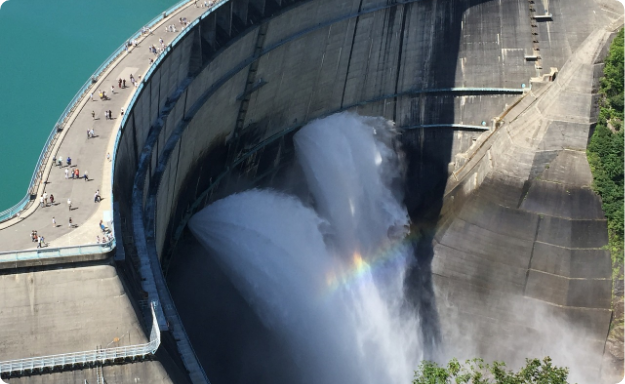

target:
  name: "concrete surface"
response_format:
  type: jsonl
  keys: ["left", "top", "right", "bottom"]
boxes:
{"left": 433, "top": 26, "right": 618, "bottom": 383}
{"left": 0, "top": 265, "right": 146, "bottom": 359}
{"left": 0, "top": 0, "right": 612, "bottom": 382}
{"left": 4, "top": 361, "right": 172, "bottom": 384}
{"left": 102, "top": 0, "right": 623, "bottom": 382}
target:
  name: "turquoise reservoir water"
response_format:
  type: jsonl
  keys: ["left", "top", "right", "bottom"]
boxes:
{"left": 0, "top": 0, "right": 179, "bottom": 211}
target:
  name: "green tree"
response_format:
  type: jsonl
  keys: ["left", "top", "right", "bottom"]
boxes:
{"left": 412, "top": 357, "right": 572, "bottom": 384}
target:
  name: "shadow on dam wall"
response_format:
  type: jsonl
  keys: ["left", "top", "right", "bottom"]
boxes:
{"left": 161, "top": 1, "right": 496, "bottom": 382}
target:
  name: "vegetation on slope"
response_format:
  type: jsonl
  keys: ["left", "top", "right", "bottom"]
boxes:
{"left": 412, "top": 357, "right": 572, "bottom": 384}
{"left": 587, "top": 27, "right": 624, "bottom": 266}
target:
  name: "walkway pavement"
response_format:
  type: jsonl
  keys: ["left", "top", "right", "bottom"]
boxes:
{"left": 0, "top": 1, "right": 212, "bottom": 252}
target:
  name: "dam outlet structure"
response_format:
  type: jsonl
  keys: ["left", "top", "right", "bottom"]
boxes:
{"left": 112, "top": 0, "right": 623, "bottom": 382}
{"left": 0, "top": 0, "right": 622, "bottom": 383}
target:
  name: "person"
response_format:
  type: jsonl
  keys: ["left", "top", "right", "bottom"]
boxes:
{"left": 68, "top": 217, "right": 73, "bottom": 228}
{"left": 91, "top": 110, "right": 95, "bottom": 119}
{"left": 66, "top": 156, "right": 71, "bottom": 166}
{"left": 37, "top": 235, "right": 43, "bottom": 248}
{"left": 83, "top": 171, "right": 88, "bottom": 181}
{"left": 43, "top": 192, "right": 48, "bottom": 206}
{"left": 50, "top": 194, "right": 54, "bottom": 204}
{"left": 67, "top": 198, "right": 72, "bottom": 211}
{"left": 120, "top": 108, "right": 124, "bottom": 116}
{"left": 65, "top": 168, "right": 69, "bottom": 179}
{"left": 87, "top": 129, "right": 91, "bottom": 139}
{"left": 89, "top": 129, "right": 95, "bottom": 138}
{"left": 90, "top": 92, "right": 94, "bottom": 101}
{"left": 111, "top": 85, "right": 115, "bottom": 95}
{"left": 94, "top": 190, "right": 101, "bottom": 203}
{"left": 99, "top": 220, "right": 106, "bottom": 232}
{"left": 75, "top": 169, "right": 79, "bottom": 179}
{"left": 52, "top": 217, "right": 56, "bottom": 227}
{"left": 40, "top": 195, "right": 44, "bottom": 208}
{"left": 118, "top": 78, "right": 122, "bottom": 88}
{"left": 96, "top": 235, "right": 101, "bottom": 244}
{"left": 123, "top": 79, "right": 126, "bottom": 88}
{"left": 106, "top": 153, "right": 111, "bottom": 162}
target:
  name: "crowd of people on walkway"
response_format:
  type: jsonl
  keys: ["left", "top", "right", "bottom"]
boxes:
{"left": 20, "top": 3, "right": 210, "bottom": 251}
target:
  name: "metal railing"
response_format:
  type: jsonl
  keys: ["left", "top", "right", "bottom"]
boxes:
{"left": 0, "top": 0, "right": 192, "bottom": 223}
{"left": 0, "top": 302, "right": 160, "bottom": 376}
{"left": 0, "top": 237, "right": 115, "bottom": 265}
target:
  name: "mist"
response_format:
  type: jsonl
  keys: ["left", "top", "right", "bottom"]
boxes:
{"left": 189, "top": 112, "right": 423, "bottom": 384}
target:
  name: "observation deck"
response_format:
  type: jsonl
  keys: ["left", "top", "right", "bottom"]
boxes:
{"left": 0, "top": 0, "right": 209, "bottom": 267}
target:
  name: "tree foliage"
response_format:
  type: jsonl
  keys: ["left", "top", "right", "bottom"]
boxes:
{"left": 412, "top": 357, "right": 572, "bottom": 384}
{"left": 588, "top": 27, "right": 625, "bottom": 264}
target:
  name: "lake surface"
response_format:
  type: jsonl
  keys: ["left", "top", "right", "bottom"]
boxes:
{"left": 0, "top": 0, "right": 180, "bottom": 211}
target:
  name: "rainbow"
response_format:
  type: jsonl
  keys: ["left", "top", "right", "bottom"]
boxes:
{"left": 321, "top": 228, "right": 425, "bottom": 299}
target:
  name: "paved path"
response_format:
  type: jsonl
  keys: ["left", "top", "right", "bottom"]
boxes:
{"left": 0, "top": 1, "right": 211, "bottom": 252}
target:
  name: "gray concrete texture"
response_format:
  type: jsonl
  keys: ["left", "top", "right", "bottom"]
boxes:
{"left": 5, "top": 361, "right": 171, "bottom": 384}
{"left": 433, "top": 24, "right": 619, "bottom": 382}
{"left": 0, "top": 2, "right": 212, "bottom": 383}
{"left": 0, "top": 265, "right": 147, "bottom": 358}
{"left": 106, "top": 0, "right": 624, "bottom": 382}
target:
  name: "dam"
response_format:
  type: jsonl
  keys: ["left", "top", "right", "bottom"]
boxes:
{"left": 0, "top": 0, "right": 622, "bottom": 383}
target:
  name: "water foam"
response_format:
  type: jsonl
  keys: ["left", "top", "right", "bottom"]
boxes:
{"left": 190, "top": 112, "right": 423, "bottom": 383}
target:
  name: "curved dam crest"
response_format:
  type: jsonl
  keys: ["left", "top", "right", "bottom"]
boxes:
{"left": 0, "top": 0, "right": 621, "bottom": 383}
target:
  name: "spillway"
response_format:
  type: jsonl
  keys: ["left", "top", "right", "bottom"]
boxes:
{"left": 109, "top": 0, "right": 624, "bottom": 383}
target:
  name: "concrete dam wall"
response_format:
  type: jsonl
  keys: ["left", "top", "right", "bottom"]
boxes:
{"left": 112, "top": 0, "right": 623, "bottom": 382}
